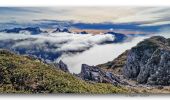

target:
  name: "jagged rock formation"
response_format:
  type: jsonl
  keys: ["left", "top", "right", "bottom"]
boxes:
{"left": 52, "top": 28, "right": 70, "bottom": 33}
{"left": 55, "top": 60, "right": 69, "bottom": 73}
{"left": 79, "top": 64, "right": 127, "bottom": 86}
{"left": 0, "top": 27, "right": 44, "bottom": 34}
{"left": 123, "top": 36, "right": 170, "bottom": 85}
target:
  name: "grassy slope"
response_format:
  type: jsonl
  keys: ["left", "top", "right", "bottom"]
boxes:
{"left": 0, "top": 50, "right": 127, "bottom": 94}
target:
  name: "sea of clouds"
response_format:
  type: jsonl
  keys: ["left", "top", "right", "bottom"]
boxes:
{"left": 0, "top": 31, "right": 169, "bottom": 74}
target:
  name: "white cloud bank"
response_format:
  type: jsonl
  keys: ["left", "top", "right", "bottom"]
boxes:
{"left": 0, "top": 30, "right": 170, "bottom": 74}
{"left": 59, "top": 36, "right": 149, "bottom": 73}
{"left": 59, "top": 29, "right": 170, "bottom": 73}
{"left": 0, "top": 32, "right": 114, "bottom": 52}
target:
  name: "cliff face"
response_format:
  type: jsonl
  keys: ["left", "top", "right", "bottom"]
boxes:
{"left": 123, "top": 36, "right": 170, "bottom": 85}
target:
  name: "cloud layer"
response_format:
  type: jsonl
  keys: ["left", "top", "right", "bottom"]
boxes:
{"left": 1, "top": 7, "right": 170, "bottom": 26}
{"left": 0, "top": 32, "right": 115, "bottom": 64}
{"left": 0, "top": 29, "right": 170, "bottom": 73}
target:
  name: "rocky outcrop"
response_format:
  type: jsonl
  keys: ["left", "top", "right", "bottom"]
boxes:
{"left": 79, "top": 64, "right": 127, "bottom": 86}
{"left": 123, "top": 36, "right": 170, "bottom": 85}
{"left": 52, "top": 28, "right": 70, "bottom": 33}
{"left": 55, "top": 60, "right": 69, "bottom": 73}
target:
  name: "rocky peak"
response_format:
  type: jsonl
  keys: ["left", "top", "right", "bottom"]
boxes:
{"left": 123, "top": 36, "right": 170, "bottom": 85}
{"left": 52, "top": 28, "right": 70, "bottom": 33}
{"left": 55, "top": 60, "right": 69, "bottom": 73}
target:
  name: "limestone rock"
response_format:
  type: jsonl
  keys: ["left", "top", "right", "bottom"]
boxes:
{"left": 123, "top": 36, "right": 170, "bottom": 85}
{"left": 79, "top": 64, "right": 123, "bottom": 85}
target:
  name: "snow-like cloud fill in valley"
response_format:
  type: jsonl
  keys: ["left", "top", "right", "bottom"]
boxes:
{"left": 1, "top": 31, "right": 169, "bottom": 74}
{"left": 59, "top": 29, "right": 170, "bottom": 73}
{"left": 0, "top": 32, "right": 114, "bottom": 52}
{"left": 59, "top": 36, "right": 150, "bottom": 73}
{"left": 0, "top": 32, "right": 116, "bottom": 71}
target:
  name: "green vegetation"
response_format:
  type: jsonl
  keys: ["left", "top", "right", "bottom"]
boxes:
{"left": 0, "top": 49, "right": 127, "bottom": 94}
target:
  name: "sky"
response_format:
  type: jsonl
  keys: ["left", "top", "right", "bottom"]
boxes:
{"left": 0, "top": 7, "right": 170, "bottom": 26}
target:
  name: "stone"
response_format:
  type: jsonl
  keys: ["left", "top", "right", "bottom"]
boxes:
{"left": 56, "top": 60, "right": 69, "bottom": 73}
{"left": 79, "top": 64, "right": 123, "bottom": 86}
{"left": 123, "top": 36, "right": 170, "bottom": 85}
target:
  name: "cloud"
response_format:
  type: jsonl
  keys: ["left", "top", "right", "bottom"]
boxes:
{"left": 59, "top": 26, "right": 170, "bottom": 74}
{"left": 1, "top": 7, "right": 170, "bottom": 26}
{"left": 0, "top": 32, "right": 115, "bottom": 63}
{"left": 59, "top": 35, "right": 150, "bottom": 73}
{"left": 1, "top": 29, "right": 170, "bottom": 74}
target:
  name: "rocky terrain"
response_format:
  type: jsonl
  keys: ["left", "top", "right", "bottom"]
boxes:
{"left": 97, "top": 36, "right": 170, "bottom": 93}
{"left": 98, "top": 36, "right": 170, "bottom": 85}
{"left": 123, "top": 36, "right": 170, "bottom": 85}
{"left": 78, "top": 64, "right": 128, "bottom": 86}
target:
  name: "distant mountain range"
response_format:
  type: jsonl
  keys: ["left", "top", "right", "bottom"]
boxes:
{"left": 0, "top": 26, "right": 130, "bottom": 65}
{"left": 0, "top": 27, "right": 46, "bottom": 35}
{"left": 0, "top": 26, "right": 128, "bottom": 42}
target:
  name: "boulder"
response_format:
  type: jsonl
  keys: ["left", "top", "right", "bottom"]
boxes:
{"left": 79, "top": 64, "right": 123, "bottom": 85}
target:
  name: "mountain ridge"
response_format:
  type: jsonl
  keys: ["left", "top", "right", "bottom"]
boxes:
{"left": 0, "top": 49, "right": 127, "bottom": 93}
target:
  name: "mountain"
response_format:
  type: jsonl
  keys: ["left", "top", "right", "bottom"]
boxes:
{"left": 52, "top": 28, "right": 71, "bottom": 33}
{"left": 99, "top": 36, "right": 170, "bottom": 86}
{"left": 123, "top": 36, "right": 170, "bottom": 85}
{"left": 0, "top": 27, "right": 44, "bottom": 35}
{"left": 104, "top": 31, "right": 127, "bottom": 43}
{"left": 0, "top": 49, "right": 127, "bottom": 93}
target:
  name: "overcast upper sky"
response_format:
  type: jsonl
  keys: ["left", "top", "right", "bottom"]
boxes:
{"left": 0, "top": 7, "right": 170, "bottom": 26}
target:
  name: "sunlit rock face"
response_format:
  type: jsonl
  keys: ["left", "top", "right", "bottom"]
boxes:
{"left": 123, "top": 36, "right": 170, "bottom": 85}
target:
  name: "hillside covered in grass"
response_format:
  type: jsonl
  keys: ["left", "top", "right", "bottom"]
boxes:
{"left": 0, "top": 49, "right": 127, "bottom": 94}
